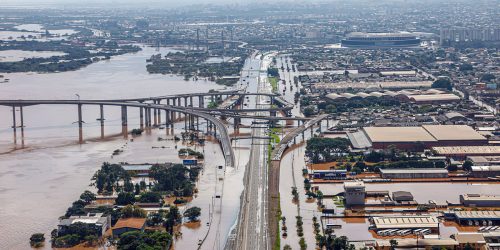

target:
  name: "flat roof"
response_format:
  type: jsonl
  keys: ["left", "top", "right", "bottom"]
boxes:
{"left": 471, "top": 165, "right": 500, "bottom": 172}
{"left": 363, "top": 127, "right": 437, "bottom": 143}
{"left": 372, "top": 216, "right": 439, "bottom": 229}
{"left": 377, "top": 239, "right": 458, "bottom": 247}
{"left": 432, "top": 146, "right": 500, "bottom": 155}
{"left": 454, "top": 233, "right": 486, "bottom": 244}
{"left": 461, "top": 194, "right": 500, "bottom": 201}
{"left": 423, "top": 125, "right": 486, "bottom": 141}
{"left": 380, "top": 168, "right": 448, "bottom": 174}
{"left": 122, "top": 165, "right": 153, "bottom": 171}
{"left": 344, "top": 181, "right": 365, "bottom": 188}
{"left": 452, "top": 210, "right": 500, "bottom": 219}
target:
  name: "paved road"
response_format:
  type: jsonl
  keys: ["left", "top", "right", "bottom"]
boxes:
{"left": 235, "top": 52, "right": 274, "bottom": 250}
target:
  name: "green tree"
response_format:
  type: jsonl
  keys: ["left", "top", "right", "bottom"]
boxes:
{"left": 183, "top": 206, "right": 202, "bottom": 222}
{"left": 303, "top": 106, "right": 316, "bottom": 117}
{"left": 29, "top": 233, "right": 45, "bottom": 248}
{"left": 462, "top": 160, "right": 473, "bottom": 172}
{"left": 134, "top": 183, "right": 140, "bottom": 195}
{"left": 118, "top": 231, "right": 172, "bottom": 250}
{"left": 116, "top": 192, "right": 136, "bottom": 206}
{"left": 164, "top": 205, "right": 182, "bottom": 233}
{"left": 139, "top": 192, "right": 161, "bottom": 203}
{"left": 148, "top": 209, "right": 167, "bottom": 226}
{"left": 121, "top": 205, "right": 147, "bottom": 218}
{"left": 305, "top": 137, "right": 350, "bottom": 163}
{"left": 79, "top": 190, "right": 96, "bottom": 204}
{"left": 432, "top": 78, "right": 453, "bottom": 91}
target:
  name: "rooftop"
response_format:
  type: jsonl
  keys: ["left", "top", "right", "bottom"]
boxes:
{"left": 363, "top": 126, "right": 437, "bottom": 143}
{"left": 461, "top": 194, "right": 500, "bottom": 201}
{"left": 454, "top": 233, "right": 486, "bottom": 244}
{"left": 433, "top": 146, "right": 500, "bottom": 155}
{"left": 422, "top": 125, "right": 486, "bottom": 141}
{"left": 113, "top": 218, "right": 147, "bottom": 229}
{"left": 122, "top": 164, "right": 153, "bottom": 171}
{"left": 347, "top": 32, "right": 416, "bottom": 38}
{"left": 380, "top": 168, "right": 449, "bottom": 174}
{"left": 408, "top": 94, "right": 461, "bottom": 102}
{"left": 377, "top": 238, "right": 458, "bottom": 247}
{"left": 344, "top": 181, "right": 365, "bottom": 188}
{"left": 471, "top": 165, "right": 500, "bottom": 172}
{"left": 452, "top": 210, "right": 500, "bottom": 219}
{"left": 372, "top": 215, "right": 439, "bottom": 229}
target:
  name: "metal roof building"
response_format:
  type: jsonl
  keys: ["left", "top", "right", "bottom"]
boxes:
{"left": 460, "top": 194, "right": 500, "bottom": 207}
{"left": 359, "top": 125, "right": 488, "bottom": 150}
{"left": 380, "top": 168, "right": 449, "bottom": 179}
{"left": 422, "top": 125, "right": 486, "bottom": 141}
{"left": 372, "top": 215, "right": 439, "bottom": 229}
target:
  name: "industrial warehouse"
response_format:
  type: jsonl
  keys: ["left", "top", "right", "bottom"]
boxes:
{"left": 379, "top": 168, "right": 449, "bottom": 179}
{"left": 325, "top": 89, "right": 460, "bottom": 104}
{"left": 353, "top": 125, "right": 488, "bottom": 150}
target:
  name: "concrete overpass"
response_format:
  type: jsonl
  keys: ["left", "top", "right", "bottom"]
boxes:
{"left": 0, "top": 100, "right": 235, "bottom": 168}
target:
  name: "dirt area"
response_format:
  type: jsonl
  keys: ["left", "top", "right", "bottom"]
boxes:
{"left": 183, "top": 221, "right": 201, "bottom": 229}
{"left": 442, "top": 221, "right": 479, "bottom": 232}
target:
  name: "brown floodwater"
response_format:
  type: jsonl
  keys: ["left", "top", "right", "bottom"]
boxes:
{"left": 0, "top": 45, "right": 256, "bottom": 249}
{"left": 279, "top": 140, "right": 500, "bottom": 246}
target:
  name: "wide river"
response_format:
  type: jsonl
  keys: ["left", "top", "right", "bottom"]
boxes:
{"left": 0, "top": 45, "right": 235, "bottom": 249}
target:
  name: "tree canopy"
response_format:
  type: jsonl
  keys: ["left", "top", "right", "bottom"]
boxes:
{"left": 431, "top": 78, "right": 453, "bottom": 91}
{"left": 306, "top": 137, "right": 350, "bottom": 163}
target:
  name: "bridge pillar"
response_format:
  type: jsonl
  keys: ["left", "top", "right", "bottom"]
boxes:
{"left": 121, "top": 106, "right": 128, "bottom": 137}
{"left": 326, "top": 118, "right": 330, "bottom": 128}
{"left": 100, "top": 105, "right": 105, "bottom": 138}
{"left": 196, "top": 117, "right": 199, "bottom": 131}
{"left": 199, "top": 96, "right": 204, "bottom": 108}
{"left": 184, "top": 97, "right": 188, "bottom": 107}
{"left": 184, "top": 113, "right": 188, "bottom": 131}
{"left": 318, "top": 120, "right": 322, "bottom": 133}
{"left": 19, "top": 106, "right": 24, "bottom": 129}
{"left": 157, "top": 101, "right": 161, "bottom": 125}
{"left": 19, "top": 106, "right": 25, "bottom": 146}
{"left": 153, "top": 101, "right": 158, "bottom": 126}
{"left": 11, "top": 106, "right": 17, "bottom": 141}
{"left": 190, "top": 96, "right": 193, "bottom": 107}
{"left": 146, "top": 108, "right": 152, "bottom": 128}
{"left": 139, "top": 107, "right": 144, "bottom": 129}
{"left": 78, "top": 104, "right": 83, "bottom": 143}
{"left": 211, "top": 95, "right": 215, "bottom": 103}
{"left": 165, "top": 110, "right": 170, "bottom": 135}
